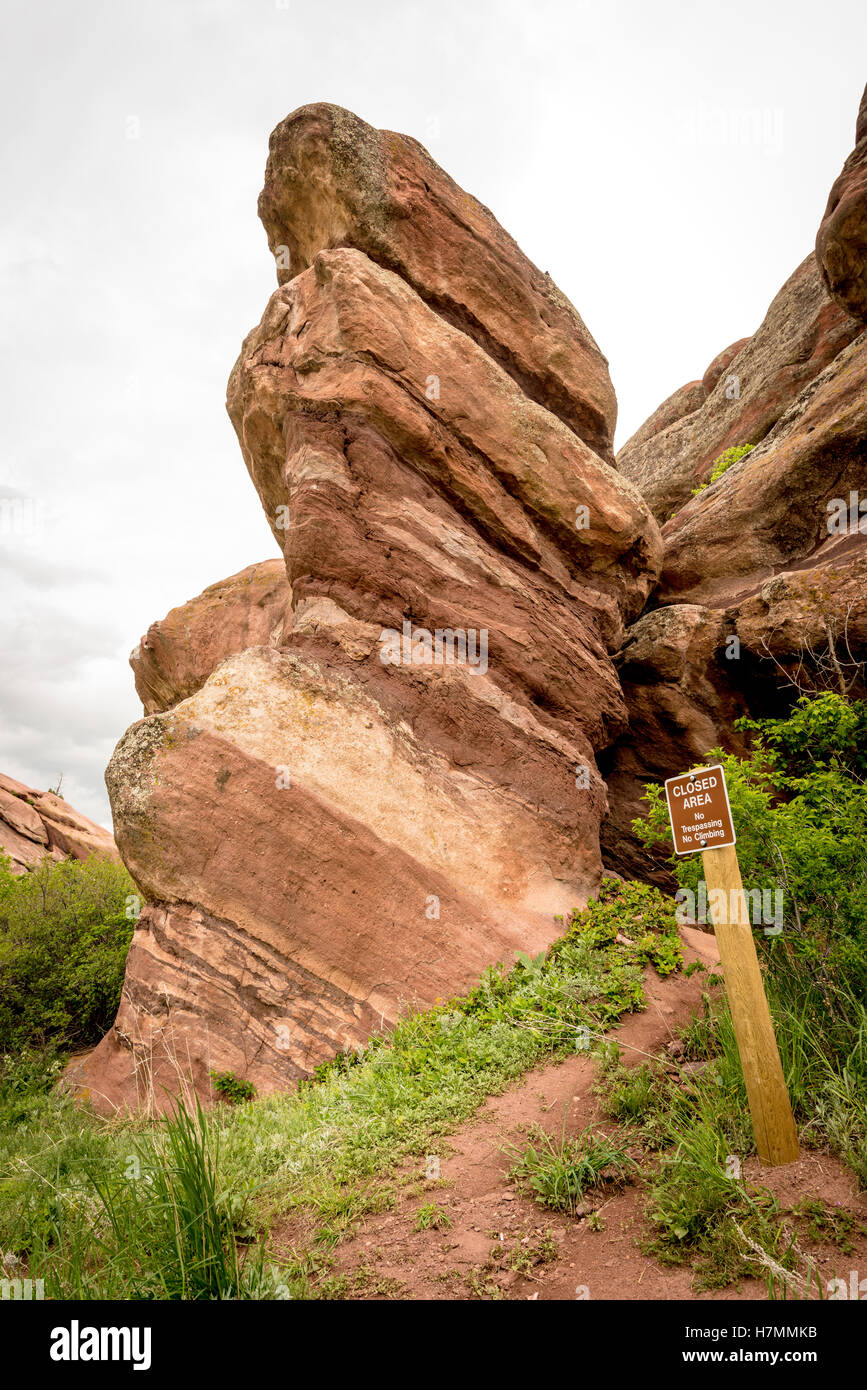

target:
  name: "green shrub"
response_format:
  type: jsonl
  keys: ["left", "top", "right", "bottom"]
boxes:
{"left": 634, "top": 693, "right": 867, "bottom": 1038}
{"left": 211, "top": 1070, "right": 257, "bottom": 1104}
{"left": 691, "top": 442, "right": 755, "bottom": 495}
{"left": 0, "top": 853, "right": 136, "bottom": 1051}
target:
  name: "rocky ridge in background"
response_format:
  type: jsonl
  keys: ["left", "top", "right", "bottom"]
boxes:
{"left": 0, "top": 772, "right": 119, "bottom": 875}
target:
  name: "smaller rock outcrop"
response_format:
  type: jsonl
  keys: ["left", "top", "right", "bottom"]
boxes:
{"left": 0, "top": 772, "right": 119, "bottom": 875}
{"left": 131, "top": 560, "right": 290, "bottom": 715}
{"left": 701, "top": 338, "right": 751, "bottom": 395}
{"left": 618, "top": 256, "right": 860, "bottom": 520}
{"left": 618, "top": 380, "right": 707, "bottom": 456}
{"left": 658, "top": 331, "right": 867, "bottom": 607}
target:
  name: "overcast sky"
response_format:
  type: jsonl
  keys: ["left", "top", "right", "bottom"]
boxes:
{"left": 1, "top": 0, "right": 865, "bottom": 828}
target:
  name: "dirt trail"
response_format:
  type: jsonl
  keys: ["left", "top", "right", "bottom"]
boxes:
{"left": 283, "top": 930, "right": 867, "bottom": 1300}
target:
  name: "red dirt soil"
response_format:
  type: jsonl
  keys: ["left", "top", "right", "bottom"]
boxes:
{"left": 273, "top": 928, "right": 867, "bottom": 1300}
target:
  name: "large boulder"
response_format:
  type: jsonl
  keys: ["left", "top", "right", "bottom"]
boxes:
{"left": 0, "top": 772, "right": 119, "bottom": 875}
{"left": 82, "top": 112, "right": 662, "bottom": 1110}
{"left": 734, "top": 544, "right": 867, "bottom": 691}
{"left": 131, "top": 560, "right": 290, "bottom": 714}
{"left": 816, "top": 83, "right": 867, "bottom": 322}
{"left": 618, "top": 256, "right": 860, "bottom": 520}
{"left": 257, "top": 103, "right": 618, "bottom": 464}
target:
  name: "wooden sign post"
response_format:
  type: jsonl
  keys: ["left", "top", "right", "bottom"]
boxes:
{"left": 664, "top": 764, "right": 799, "bottom": 1167}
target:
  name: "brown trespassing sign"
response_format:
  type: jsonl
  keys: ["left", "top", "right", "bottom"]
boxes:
{"left": 664, "top": 764, "right": 736, "bottom": 856}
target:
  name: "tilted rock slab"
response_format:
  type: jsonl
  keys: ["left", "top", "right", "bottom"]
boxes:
{"left": 83, "top": 122, "right": 661, "bottom": 1110}
{"left": 258, "top": 103, "right": 618, "bottom": 464}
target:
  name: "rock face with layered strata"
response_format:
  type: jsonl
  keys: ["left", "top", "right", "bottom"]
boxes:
{"left": 258, "top": 103, "right": 618, "bottom": 463}
{"left": 618, "top": 256, "right": 860, "bottom": 520}
{"left": 78, "top": 106, "right": 661, "bottom": 1111}
{"left": 659, "top": 330, "right": 867, "bottom": 607}
{"left": 603, "top": 85, "right": 867, "bottom": 880}
{"left": 0, "top": 772, "right": 119, "bottom": 875}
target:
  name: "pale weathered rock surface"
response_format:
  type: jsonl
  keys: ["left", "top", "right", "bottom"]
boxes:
{"left": 0, "top": 772, "right": 119, "bottom": 875}
{"left": 618, "top": 256, "right": 860, "bottom": 520}
{"left": 258, "top": 103, "right": 618, "bottom": 463}
{"left": 77, "top": 646, "right": 611, "bottom": 1103}
{"left": 816, "top": 83, "right": 867, "bottom": 322}
{"left": 131, "top": 560, "right": 290, "bottom": 714}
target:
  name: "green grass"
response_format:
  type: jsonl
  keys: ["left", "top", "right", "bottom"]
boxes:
{"left": 506, "top": 1122, "right": 634, "bottom": 1215}
{"left": 0, "top": 879, "right": 683, "bottom": 1299}
{"left": 594, "top": 979, "right": 867, "bottom": 1296}
{"left": 413, "top": 1201, "right": 451, "bottom": 1231}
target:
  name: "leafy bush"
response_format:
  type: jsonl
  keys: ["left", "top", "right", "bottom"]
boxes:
{"left": 0, "top": 853, "right": 136, "bottom": 1051}
{"left": 211, "top": 1070, "right": 257, "bottom": 1104}
{"left": 634, "top": 693, "right": 867, "bottom": 1040}
{"left": 691, "top": 442, "right": 755, "bottom": 495}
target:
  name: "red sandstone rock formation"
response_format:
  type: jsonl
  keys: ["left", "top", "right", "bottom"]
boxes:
{"left": 78, "top": 106, "right": 661, "bottom": 1112}
{"left": 79, "top": 85, "right": 867, "bottom": 1105}
{"left": 603, "top": 83, "right": 867, "bottom": 880}
{"left": 618, "top": 256, "right": 860, "bottom": 521}
{"left": 0, "top": 772, "right": 119, "bottom": 875}
{"left": 258, "top": 103, "right": 618, "bottom": 464}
